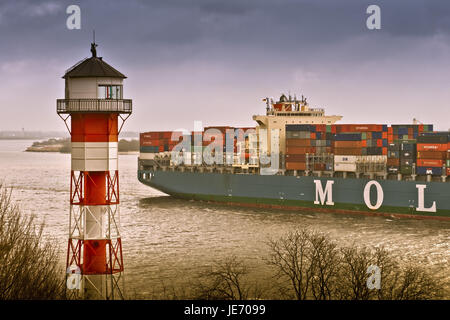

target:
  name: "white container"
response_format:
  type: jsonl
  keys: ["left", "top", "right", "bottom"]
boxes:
{"left": 334, "top": 155, "right": 357, "bottom": 163}
{"left": 139, "top": 152, "right": 156, "bottom": 160}
{"left": 334, "top": 162, "right": 357, "bottom": 172}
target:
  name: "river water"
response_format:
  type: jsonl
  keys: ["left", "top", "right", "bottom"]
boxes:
{"left": 0, "top": 140, "right": 449, "bottom": 298}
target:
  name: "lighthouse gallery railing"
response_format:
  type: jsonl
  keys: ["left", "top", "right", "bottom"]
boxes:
{"left": 57, "top": 99, "right": 132, "bottom": 114}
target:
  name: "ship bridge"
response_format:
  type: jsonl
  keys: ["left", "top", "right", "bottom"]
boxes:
{"left": 253, "top": 94, "right": 342, "bottom": 154}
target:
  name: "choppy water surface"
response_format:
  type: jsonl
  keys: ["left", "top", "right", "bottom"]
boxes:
{"left": 0, "top": 140, "right": 449, "bottom": 298}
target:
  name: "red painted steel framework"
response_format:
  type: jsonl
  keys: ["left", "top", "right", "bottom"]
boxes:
{"left": 59, "top": 112, "right": 130, "bottom": 299}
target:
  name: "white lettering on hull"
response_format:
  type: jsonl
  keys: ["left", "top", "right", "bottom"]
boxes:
{"left": 309, "top": 180, "right": 438, "bottom": 214}
{"left": 313, "top": 180, "right": 334, "bottom": 205}
{"left": 364, "top": 180, "right": 384, "bottom": 210}
{"left": 415, "top": 185, "right": 436, "bottom": 212}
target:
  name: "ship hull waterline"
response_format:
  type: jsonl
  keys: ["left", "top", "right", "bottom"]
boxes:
{"left": 138, "top": 169, "right": 450, "bottom": 222}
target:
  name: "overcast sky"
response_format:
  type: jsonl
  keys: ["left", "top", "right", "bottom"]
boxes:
{"left": 1, "top": 0, "right": 450, "bottom": 132}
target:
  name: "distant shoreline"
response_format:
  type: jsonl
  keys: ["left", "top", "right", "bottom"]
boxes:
{"left": 24, "top": 138, "right": 139, "bottom": 154}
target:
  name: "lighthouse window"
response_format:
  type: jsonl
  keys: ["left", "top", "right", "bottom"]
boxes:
{"left": 98, "top": 85, "right": 122, "bottom": 99}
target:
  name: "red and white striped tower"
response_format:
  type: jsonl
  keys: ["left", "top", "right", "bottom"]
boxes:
{"left": 57, "top": 43, "right": 132, "bottom": 299}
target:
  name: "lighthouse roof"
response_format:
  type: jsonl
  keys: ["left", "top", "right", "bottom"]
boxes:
{"left": 63, "top": 56, "right": 126, "bottom": 79}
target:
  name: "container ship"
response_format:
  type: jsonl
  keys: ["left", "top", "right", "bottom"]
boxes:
{"left": 137, "top": 94, "right": 450, "bottom": 221}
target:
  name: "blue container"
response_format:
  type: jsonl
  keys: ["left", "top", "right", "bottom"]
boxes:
{"left": 382, "top": 125, "right": 388, "bottom": 132}
{"left": 316, "top": 132, "right": 322, "bottom": 140}
{"left": 140, "top": 146, "right": 159, "bottom": 153}
{"left": 382, "top": 139, "right": 388, "bottom": 147}
{"left": 417, "top": 167, "right": 443, "bottom": 176}
{"left": 367, "top": 147, "right": 383, "bottom": 155}
{"left": 334, "top": 133, "right": 361, "bottom": 141}
{"left": 417, "top": 135, "right": 448, "bottom": 143}
{"left": 398, "top": 128, "right": 408, "bottom": 135}
{"left": 286, "top": 124, "right": 316, "bottom": 132}
{"left": 401, "top": 143, "right": 415, "bottom": 152}
{"left": 372, "top": 132, "right": 382, "bottom": 139}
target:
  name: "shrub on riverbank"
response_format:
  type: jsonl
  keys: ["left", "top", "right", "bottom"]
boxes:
{"left": 0, "top": 184, "right": 65, "bottom": 299}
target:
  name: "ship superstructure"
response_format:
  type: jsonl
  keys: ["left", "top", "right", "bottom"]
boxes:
{"left": 254, "top": 94, "right": 342, "bottom": 155}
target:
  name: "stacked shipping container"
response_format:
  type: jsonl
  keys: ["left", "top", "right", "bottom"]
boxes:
{"left": 285, "top": 124, "right": 334, "bottom": 171}
{"left": 416, "top": 132, "right": 450, "bottom": 176}
{"left": 333, "top": 125, "right": 387, "bottom": 173}
{"left": 386, "top": 125, "right": 433, "bottom": 174}
{"left": 140, "top": 127, "right": 256, "bottom": 164}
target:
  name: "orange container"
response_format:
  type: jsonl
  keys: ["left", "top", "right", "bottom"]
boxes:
{"left": 286, "top": 139, "right": 312, "bottom": 147}
{"left": 382, "top": 147, "right": 387, "bottom": 155}
{"left": 388, "top": 127, "right": 393, "bottom": 134}
{"left": 417, "top": 159, "right": 443, "bottom": 167}
{"left": 310, "top": 133, "right": 316, "bottom": 140}
{"left": 334, "top": 141, "right": 362, "bottom": 148}
{"left": 286, "top": 162, "right": 306, "bottom": 170}
{"left": 417, "top": 144, "right": 447, "bottom": 152}
{"left": 382, "top": 132, "right": 387, "bottom": 139}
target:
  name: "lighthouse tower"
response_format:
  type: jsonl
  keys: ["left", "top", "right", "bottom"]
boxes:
{"left": 57, "top": 43, "right": 132, "bottom": 299}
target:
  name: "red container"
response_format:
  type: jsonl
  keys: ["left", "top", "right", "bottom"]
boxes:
{"left": 286, "top": 162, "right": 306, "bottom": 170}
{"left": 285, "top": 154, "right": 306, "bottom": 162}
{"left": 387, "top": 158, "right": 400, "bottom": 166}
{"left": 417, "top": 144, "right": 447, "bottom": 152}
{"left": 382, "top": 132, "right": 387, "bottom": 139}
{"left": 334, "top": 148, "right": 363, "bottom": 155}
{"left": 417, "top": 159, "right": 443, "bottom": 167}
{"left": 314, "top": 163, "right": 326, "bottom": 171}
{"left": 286, "top": 147, "right": 316, "bottom": 154}
{"left": 141, "top": 139, "right": 161, "bottom": 146}
{"left": 334, "top": 141, "right": 362, "bottom": 148}
{"left": 382, "top": 147, "right": 387, "bottom": 155}
{"left": 376, "top": 139, "right": 382, "bottom": 147}
{"left": 140, "top": 132, "right": 160, "bottom": 141}
{"left": 388, "top": 127, "right": 393, "bottom": 134}
{"left": 315, "top": 124, "right": 326, "bottom": 132}
{"left": 335, "top": 124, "right": 383, "bottom": 133}
{"left": 162, "top": 131, "right": 173, "bottom": 139}
{"left": 417, "top": 151, "right": 446, "bottom": 160}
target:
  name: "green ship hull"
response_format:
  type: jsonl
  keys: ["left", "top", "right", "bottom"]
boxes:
{"left": 138, "top": 169, "right": 450, "bottom": 221}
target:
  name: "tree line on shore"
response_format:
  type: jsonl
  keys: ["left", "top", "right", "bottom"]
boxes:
{"left": 27, "top": 138, "right": 139, "bottom": 153}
